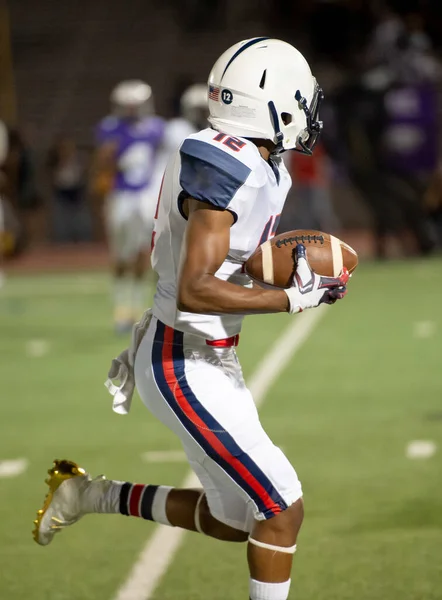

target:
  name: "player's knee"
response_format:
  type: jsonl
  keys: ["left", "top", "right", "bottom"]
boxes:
{"left": 273, "top": 497, "right": 304, "bottom": 535}
{"left": 253, "top": 497, "right": 304, "bottom": 545}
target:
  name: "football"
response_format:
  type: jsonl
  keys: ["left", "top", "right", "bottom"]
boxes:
{"left": 245, "top": 229, "right": 358, "bottom": 289}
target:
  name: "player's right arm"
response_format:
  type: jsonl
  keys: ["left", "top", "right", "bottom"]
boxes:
{"left": 177, "top": 199, "right": 290, "bottom": 314}
{"left": 176, "top": 136, "right": 347, "bottom": 316}
{"left": 177, "top": 200, "right": 347, "bottom": 315}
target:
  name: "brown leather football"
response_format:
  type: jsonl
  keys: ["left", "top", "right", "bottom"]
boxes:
{"left": 245, "top": 229, "right": 358, "bottom": 289}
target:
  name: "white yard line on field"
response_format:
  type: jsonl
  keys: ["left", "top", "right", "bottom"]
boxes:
{"left": 141, "top": 451, "right": 187, "bottom": 463}
{"left": 406, "top": 440, "right": 437, "bottom": 459}
{"left": 25, "top": 339, "right": 51, "bottom": 358}
{"left": 413, "top": 321, "right": 436, "bottom": 339}
{"left": 113, "top": 305, "right": 328, "bottom": 600}
{"left": 0, "top": 458, "right": 28, "bottom": 478}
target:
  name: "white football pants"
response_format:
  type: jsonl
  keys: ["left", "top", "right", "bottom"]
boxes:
{"left": 134, "top": 316, "right": 302, "bottom": 532}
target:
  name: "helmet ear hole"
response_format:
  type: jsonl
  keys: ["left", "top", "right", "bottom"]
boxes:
{"left": 281, "top": 112, "right": 292, "bottom": 126}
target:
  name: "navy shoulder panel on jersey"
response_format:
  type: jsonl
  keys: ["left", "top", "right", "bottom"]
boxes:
{"left": 179, "top": 138, "right": 251, "bottom": 209}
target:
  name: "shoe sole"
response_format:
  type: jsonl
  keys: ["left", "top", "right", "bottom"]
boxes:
{"left": 33, "top": 459, "right": 86, "bottom": 545}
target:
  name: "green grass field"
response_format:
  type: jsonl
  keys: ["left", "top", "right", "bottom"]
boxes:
{"left": 1, "top": 258, "right": 441, "bottom": 600}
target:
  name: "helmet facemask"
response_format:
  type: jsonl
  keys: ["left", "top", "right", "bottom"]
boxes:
{"left": 293, "top": 81, "right": 324, "bottom": 155}
{"left": 267, "top": 81, "right": 324, "bottom": 155}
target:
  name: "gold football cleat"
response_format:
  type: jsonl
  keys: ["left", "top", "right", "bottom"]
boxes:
{"left": 32, "top": 459, "right": 86, "bottom": 545}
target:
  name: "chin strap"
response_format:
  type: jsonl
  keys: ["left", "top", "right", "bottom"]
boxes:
{"left": 268, "top": 101, "right": 284, "bottom": 152}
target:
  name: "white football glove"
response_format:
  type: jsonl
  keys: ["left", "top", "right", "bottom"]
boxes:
{"left": 105, "top": 309, "right": 153, "bottom": 414}
{"left": 284, "top": 244, "right": 349, "bottom": 314}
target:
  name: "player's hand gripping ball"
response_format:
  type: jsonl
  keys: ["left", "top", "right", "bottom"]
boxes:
{"left": 245, "top": 229, "right": 358, "bottom": 288}
{"left": 284, "top": 243, "right": 349, "bottom": 314}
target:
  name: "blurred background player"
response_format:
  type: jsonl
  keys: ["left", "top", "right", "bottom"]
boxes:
{"left": 167, "top": 83, "right": 209, "bottom": 146}
{"left": 151, "top": 83, "right": 209, "bottom": 197}
{"left": 92, "top": 80, "right": 165, "bottom": 333}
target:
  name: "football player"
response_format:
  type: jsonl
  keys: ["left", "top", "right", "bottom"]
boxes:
{"left": 168, "top": 83, "right": 209, "bottom": 144}
{"left": 151, "top": 83, "right": 209, "bottom": 198}
{"left": 34, "top": 39, "right": 348, "bottom": 600}
{"left": 93, "top": 80, "right": 165, "bottom": 333}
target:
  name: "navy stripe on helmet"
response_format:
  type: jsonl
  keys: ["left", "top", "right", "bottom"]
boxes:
{"left": 221, "top": 37, "right": 270, "bottom": 80}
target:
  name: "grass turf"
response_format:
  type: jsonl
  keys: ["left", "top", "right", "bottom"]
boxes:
{"left": 0, "top": 258, "right": 441, "bottom": 600}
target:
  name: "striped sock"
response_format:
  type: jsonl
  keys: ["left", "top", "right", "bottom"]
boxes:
{"left": 119, "top": 483, "right": 173, "bottom": 526}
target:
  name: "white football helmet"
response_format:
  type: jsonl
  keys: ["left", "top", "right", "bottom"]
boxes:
{"left": 181, "top": 84, "right": 207, "bottom": 114}
{"left": 207, "top": 37, "right": 323, "bottom": 154}
{"left": 110, "top": 80, "right": 154, "bottom": 115}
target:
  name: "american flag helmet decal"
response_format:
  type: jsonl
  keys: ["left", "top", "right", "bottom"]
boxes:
{"left": 208, "top": 85, "right": 220, "bottom": 101}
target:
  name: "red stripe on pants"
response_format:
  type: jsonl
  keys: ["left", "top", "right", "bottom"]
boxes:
{"left": 161, "top": 325, "right": 280, "bottom": 516}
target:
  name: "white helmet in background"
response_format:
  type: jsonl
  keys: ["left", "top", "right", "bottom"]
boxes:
{"left": 110, "top": 80, "right": 154, "bottom": 115}
{"left": 180, "top": 83, "right": 209, "bottom": 129}
{"left": 208, "top": 37, "right": 323, "bottom": 154}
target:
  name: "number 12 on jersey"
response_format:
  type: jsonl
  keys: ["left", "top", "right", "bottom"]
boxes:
{"left": 213, "top": 133, "right": 245, "bottom": 152}
{"left": 259, "top": 214, "right": 281, "bottom": 245}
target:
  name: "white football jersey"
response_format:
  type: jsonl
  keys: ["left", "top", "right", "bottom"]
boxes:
{"left": 151, "top": 127, "right": 291, "bottom": 340}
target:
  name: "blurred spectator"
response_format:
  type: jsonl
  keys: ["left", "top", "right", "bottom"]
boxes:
{"left": 424, "top": 163, "right": 442, "bottom": 247}
{"left": 296, "top": 0, "right": 373, "bottom": 65}
{"left": 365, "top": 4, "right": 405, "bottom": 67}
{"left": 46, "top": 135, "right": 92, "bottom": 243}
{"left": 283, "top": 142, "right": 340, "bottom": 233}
{"left": 0, "top": 121, "right": 24, "bottom": 276}
{"left": 1, "top": 126, "right": 42, "bottom": 247}
{"left": 0, "top": 118, "right": 7, "bottom": 286}
{"left": 0, "top": 119, "right": 7, "bottom": 165}
{"left": 2, "top": 128, "right": 40, "bottom": 211}
{"left": 330, "top": 8, "right": 440, "bottom": 258}
{"left": 0, "top": 194, "right": 24, "bottom": 258}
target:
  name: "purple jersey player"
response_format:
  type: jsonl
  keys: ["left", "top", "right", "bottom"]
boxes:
{"left": 93, "top": 80, "right": 165, "bottom": 334}
{"left": 95, "top": 113, "right": 164, "bottom": 192}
